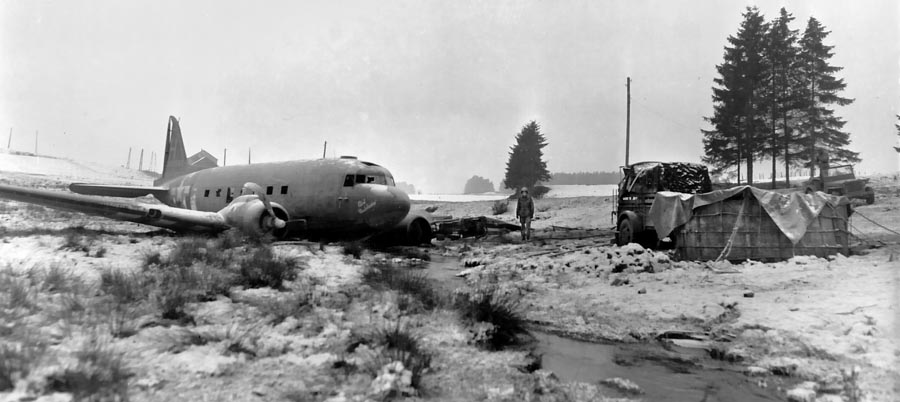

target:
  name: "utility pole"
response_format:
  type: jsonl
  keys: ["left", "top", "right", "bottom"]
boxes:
{"left": 7, "top": 127, "right": 11, "bottom": 149}
{"left": 248, "top": 148, "right": 251, "bottom": 164}
{"left": 625, "top": 77, "right": 631, "bottom": 167}
{"left": 223, "top": 148, "right": 227, "bottom": 166}
{"left": 34, "top": 130, "right": 38, "bottom": 155}
{"left": 126, "top": 148, "right": 132, "bottom": 169}
{"left": 138, "top": 149, "right": 144, "bottom": 171}
{"left": 322, "top": 141, "right": 327, "bottom": 158}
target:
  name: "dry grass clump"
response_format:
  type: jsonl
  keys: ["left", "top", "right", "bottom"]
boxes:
{"left": 368, "top": 322, "right": 432, "bottom": 392}
{"left": 236, "top": 247, "right": 297, "bottom": 290}
{"left": 337, "top": 322, "right": 432, "bottom": 399}
{"left": 362, "top": 262, "right": 443, "bottom": 311}
{"left": 455, "top": 287, "right": 527, "bottom": 350}
{"left": 45, "top": 337, "right": 130, "bottom": 401}
{"left": 0, "top": 341, "right": 45, "bottom": 391}
{"left": 341, "top": 241, "right": 365, "bottom": 259}
{"left": 131, "top": 236, "right": 303, "bottom": 321}
{"left": 492, "top": 200, "right": 509, "bottom": 215}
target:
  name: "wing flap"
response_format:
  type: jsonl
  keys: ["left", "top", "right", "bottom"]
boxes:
{"left": 0, "top": 184, "right": 227, "bottom": 233}
{"left": 68, "top": 183, "right": 170, "bottom": 199}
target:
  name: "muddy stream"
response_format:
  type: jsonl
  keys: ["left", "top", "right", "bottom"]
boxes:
{"left": 422, "top": 255, "right": 787, "bottom": 401}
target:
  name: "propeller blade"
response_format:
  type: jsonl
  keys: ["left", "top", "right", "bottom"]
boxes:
{"left": 242, "top": 182, "right": 286, "bottom": 230}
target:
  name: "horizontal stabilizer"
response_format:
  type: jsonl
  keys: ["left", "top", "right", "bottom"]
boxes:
{"left": 69, "top": 183, "right": 169, "bottom": 199}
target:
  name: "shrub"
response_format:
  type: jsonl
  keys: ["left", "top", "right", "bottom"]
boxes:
{"left": 60, "top": 230, "right": 89, "bottom": 252}
{"left": 0, "top": 341, "right": 44, "bottom": 391}
{"left": 41, "top": 263, "right": 78, "bottom": 293}
{"left": 152, "top": 272, "right": 198, "bottom": 321}
{"left": 236, "top": 247, "right": 297, "bottom": 289}
{"left": 492, "top": 200, "right": 509, "bottom": 215}
{"left": 46, "top": 337, "right": 129, "bottom": 400}
{"left": 94, "top": 246, "right": 107, "bottom": 258}
{"left": 0, "top": 275, "right": 33, "bottom": 311}
{"left": 141, "top": 249, "right": 163, "bottom": 268}
{"left": 362, "top": 262, "right": 443, "bottom": 311}
{"left": 256, "top": 291, "right": 314, "bottom": 324}
{"left": 532, "top": 185, "right": 550, "bottom": 199}
{"left": 455, "top": 288, "right": 527, "bottom": 350}
{"left": 365, "top": 322, "right": 432, "bottom": 395}
{"left": 217, "top": 228, "right": 252, "bottom": 249}
{"left": 99, "top": 268, "right": 148, "bottom": 305}
{"left": 166, "top": 236, "right": 215, "bottom": 267}
{"left": 341, "top": 241, "right": 365, "bottom": 259}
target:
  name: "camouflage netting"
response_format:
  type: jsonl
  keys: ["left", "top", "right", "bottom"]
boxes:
{"left": 658, "top": 163, "right": 712, "bottom": 194}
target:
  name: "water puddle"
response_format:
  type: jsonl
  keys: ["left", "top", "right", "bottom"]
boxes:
{"left": 534, "top": 331, "right": 782, "bottom": 401}
{"left": 421, "top": 254, "right": 785, "bottom": 401}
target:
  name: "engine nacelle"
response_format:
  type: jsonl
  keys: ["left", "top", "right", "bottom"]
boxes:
{"left": 217, "top": 195, "right": 289, "bottom": 237}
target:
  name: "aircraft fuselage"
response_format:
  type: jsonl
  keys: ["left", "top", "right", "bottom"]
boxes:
{"left": 156, "top": 157, "right": 411, "bottom": 238}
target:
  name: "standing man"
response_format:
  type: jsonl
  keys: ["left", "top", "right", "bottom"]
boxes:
{"left": 516, "top": 187, "right": 534, "bottom": 241}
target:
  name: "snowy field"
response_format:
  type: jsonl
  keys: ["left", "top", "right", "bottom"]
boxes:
{"left": 410, "top": 184, "right": 618, "bottom": 202}
{"left": 0, "top": 150, "right": 155, "bottom": 184}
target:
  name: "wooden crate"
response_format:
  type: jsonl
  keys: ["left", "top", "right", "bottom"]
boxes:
{"left": 676, "top": 192, "right": 849, "bottom": 262}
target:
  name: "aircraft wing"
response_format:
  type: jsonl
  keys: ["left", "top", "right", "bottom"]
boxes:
{"left": 0, "top": 184, "right": 228, "bottom": 233}
{"left": 69, "top": 183, "right": 170, "bottom": 199}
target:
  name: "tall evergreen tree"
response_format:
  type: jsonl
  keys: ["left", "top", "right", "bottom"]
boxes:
{"left": 796, "top": 17, "right": 858, "bottom": 173}
{"left": 895, "top": 115, "right": 900, "bottom": 153}
{"left": 702, "top": 7, "right": 769, "bottom": 184}
{"left": 503, "top": 121, "right": 551, "bottom": 191}
{"left": 762, "top": 7, "right": 803, "bottom": 186}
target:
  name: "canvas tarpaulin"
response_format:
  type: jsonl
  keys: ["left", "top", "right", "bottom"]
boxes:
{"left": 649, "top": 186, "right": 849, "bottom": 245}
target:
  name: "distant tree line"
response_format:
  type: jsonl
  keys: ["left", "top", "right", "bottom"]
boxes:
{"left": 396, "top": 181, "right": 417, "bottom": 195}
{"left": 463, "top": 175, "right": 495, "bottom": 194}
{"left": 703, "top": 7, "right": 857, "bottom": 186}
{"left": 547, "top": 171, "right": 620, "bottom": 185}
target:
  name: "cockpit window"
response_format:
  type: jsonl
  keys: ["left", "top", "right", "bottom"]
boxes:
{"left": 347, "top": 172, "right": 390, "bottom": 186}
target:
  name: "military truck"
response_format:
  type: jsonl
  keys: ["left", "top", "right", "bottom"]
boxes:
{"left": 803, "top": 164, "right": 875, "bottom": 204}
{"left": 615, "top": 161, "right": 712, "bottom": 247}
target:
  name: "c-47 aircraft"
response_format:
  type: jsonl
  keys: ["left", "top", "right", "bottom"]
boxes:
{"left": 0, "top": 116, "right": 433, "bottom": 245}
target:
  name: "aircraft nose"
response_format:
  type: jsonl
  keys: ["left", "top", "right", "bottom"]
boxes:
{"left": 386, "top": 186, "right": 411, "bottom": 219}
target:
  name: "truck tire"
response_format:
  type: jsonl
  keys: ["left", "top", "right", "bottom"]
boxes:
{"left": 865, "top": 188, "right": 875, "bottom": 205}
{"left": 617, "top": 218, "right": 635, "bottom": 246}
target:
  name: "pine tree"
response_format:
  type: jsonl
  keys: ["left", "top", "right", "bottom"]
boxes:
{"left": 503, "top": 121, "right": 551, "bottom": 191}
{"left": 796, "top": 17, "right": 858, "bottom": 173}
{"left": 895, "top": 115, "right": 900, "bottom": 153}
{"left": 762, "top": 7, "right": 803, "bottom": 186}
{"left": 703, "top": 7, "right": 769, "bottom": 184}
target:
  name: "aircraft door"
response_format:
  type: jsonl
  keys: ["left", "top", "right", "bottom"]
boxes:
{"left": 337, "top": 174, "right": 355, "bottom": 221}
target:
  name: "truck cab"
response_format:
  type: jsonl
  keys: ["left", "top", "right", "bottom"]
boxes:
{"left": 803, "top": 164, "right": 874, "bottom": 204}
{"left": 615, "top": 161, "right": 712, "bottom": 247}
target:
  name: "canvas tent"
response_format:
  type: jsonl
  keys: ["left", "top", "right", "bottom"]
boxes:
{"left": 649, "top": 186, "right": 851, "bottom": 262}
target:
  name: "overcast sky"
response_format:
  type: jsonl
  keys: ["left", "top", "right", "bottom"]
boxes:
{"left": 2, "top": 0, "right": 898, "bottom": 193}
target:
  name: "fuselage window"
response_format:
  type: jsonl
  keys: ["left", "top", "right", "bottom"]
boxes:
{"left": 216, "top": 189, "right": 222, "bottom": 197}
{"left": 226, "top": 188, "right": 233, "bottom": 203}
{"left": 344, "top": 175, "right": 355, "bottom": 187}
{"left": 280, "top": 185, "right": 288, "bottom": 195}
{"left": 266, "top": 186, "right": 273, "bottom": 195}
{"left": 204, "top": 189, "right": 210, "bottom": 197}
{"left": 355, "top": 174, "right": 366, "bottom": 184}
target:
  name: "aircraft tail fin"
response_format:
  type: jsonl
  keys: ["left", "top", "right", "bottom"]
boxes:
{"left": 154, "top": 116, "right": 190, "bottom": 186}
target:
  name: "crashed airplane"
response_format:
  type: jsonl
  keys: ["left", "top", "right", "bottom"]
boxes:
{"left": 0, "top": 116, "right": 433, "bottom": 245}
